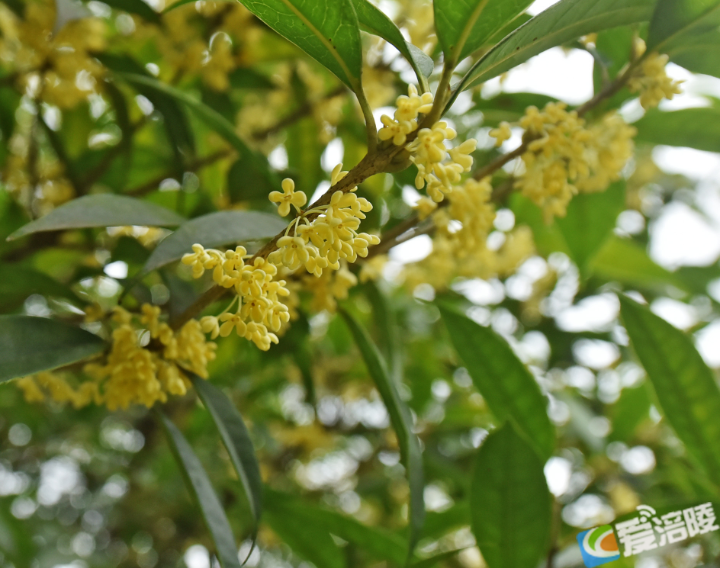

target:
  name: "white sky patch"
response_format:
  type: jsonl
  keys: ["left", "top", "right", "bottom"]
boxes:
{"left": 527, "top": 0, "right": 561, "bottom": 16}
{"left": 650, "top": 298, "right": 699, "bottom": 330}
{"left": 556, "top": 294, "right": 619, "bottom": 332}
{"left": 696, "top": 321, "right": 720, "bottom": 368}
{"left": 649, "top": 202, "right": 720, "bottom": 269}
{"left": 389, "top": 234, "right": 433, "bottom": 264}
{"left": 652, "top": 146, "right": 720, "bottom": 180}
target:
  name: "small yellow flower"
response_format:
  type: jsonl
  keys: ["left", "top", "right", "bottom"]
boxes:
{"left": 489, "top": 122, "right": 512, "bottom": 147}
{"left": 269, "top": 178, "right": 307, "bottom": 216}
{"left": 219, "top": 312, "right": 247, "bottom": 337}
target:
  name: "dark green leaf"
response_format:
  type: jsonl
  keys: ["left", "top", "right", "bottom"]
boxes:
{"left": 647, "top": 0, "right": 720, "bottom": 51}
{"left": 451, "top": 0, "right": 655, "bottom": 106}
{"left": 611, "top": 382, "right": 652, "bottom": 442}
{"left": 620, "top": 295, "right": 720, "bottom": 485}
{"left": 265, "top": 489, "right": 406, "bottom": 565}
{"left": 0, "top": 316, "right": 106, "bottom": 383}
{"left": 634, "top": 106, "right": 720, "bottom": 153}
{"left": 666, "top": 29, "right": 720, "bottom": 79}
{"left": 7, "top": 194, "right": 185, "bottom": 241}
{"left": 159, "top": 413, "right": 242, "bottom": 568}
{"left": 556, "top": 181, "right": 626, "bottom": 275}
{"left": 143, "top": 211, "right": 287, "bottom": 273}
{"left": 350, "top": 0, "right": 434, "bottom": 80}
{"left": 340, "top": 309, "right": 425, "bottom": 558}
{"left": 92, "top": 0, "right": 161, "bottom": 23}
{"left": 363, "top": 282, "right": 402, "bottom": 383}
{"left": 0, "top": 265, "right": 79, "bottom": 310}
{"left": 234, "top": 0, "right": 363, "bottom": 90}
{"left": 193, "top": 378, "right": 262, "bottom": 529}
{"left": 434, "top": 0, "right": 532, "bottom": 64}
{"left": 438, "top": 303, "right": 555, "bottom": 459}
{"left": 470, "top": 422, "right": 552, "bottom": 568}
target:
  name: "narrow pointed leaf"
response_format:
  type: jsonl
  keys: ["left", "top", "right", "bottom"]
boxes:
{"left": 634, "top": 106, "right": 720, "bottom": 153}
{"left": 143, "top": 211, "right": 287, "bottom": 273}
{"left": 438, "top": 303, "right": 555, "bottom": 460}
{"left": 434, "top": 0, "right": 533, "bottom": 64}
{"left": 7, "top": 194, "right": 185, "bottom": 240}
{"left": 450, "top": 0, "right": 655, "bottom": 106}
{"left": 234, "top": 0, "right": 362, "bottom": 89}
{"left": 340, "top": 309, "right": 425, "bottom": 557}
{"left": 160, "top": 413, "right": 242, "bottom": 568}
{"left": 0, "top": 316, "right": 106, "bottom": 383}
{"left": 193, "top": 378, "right": 262, "bottom": 529}
{"left": 350, "top": 0, "right": 434, "bottom": 79}
{"left": 648, "top": 0, "right": 720, "bottom": 52}
{"left": 620, "top": 295, "right": 720, "bottom": 485}
{"left": 471, "top": 422, "right": 552, "bottom": 568}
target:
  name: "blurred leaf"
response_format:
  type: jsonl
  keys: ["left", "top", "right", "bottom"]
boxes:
{"left": 350, "top": 0, "right": 434, "bottom": 80}
{"left": 161, "top": 269, "right": 199, "bottom": 321}
{"left": 92, "top": 0, "right": 161, "bottom": 23}
{"left": 647, "top": 0, "right": 720, "bottom": 51}
{"left": 193, "top": 378, "right": 263, "bottom": 531}
{"left": 8, "top": 195, "right": 185, "bottom": 241}
{"left": 451, "top": 0, "right": 655, "bottom": 105}
{"left": 592, "top": 25, "right": 634, "bottom": 105}
{"left": 228, "top": 68, "right": 276, "bottom": 89}
{"left": 589, "top": 236, "right": 682, "bottom": 291}
{"left": 0, "top": 316, "right": 106, "bottom": 382}
{"left": 665, "top": 28, "right": 720, "bottom": 79}
{"left": 340, "top": 309, "right": 425, "bottom": 558}
{"left": 438, "top": 303, "right": 555, "bottom": 460}
{"left": 611, "top": 382, "right": 653, "bottom": 442}
{"left": 233, "top": 0, "right": 362, "bottom": 90}
{"left": 159, "top": 412, "right": 242, "bottom": 568}
{"left": 0, "top": 264, "right": 79, "bottom": 310}
{"left": 434, "top": 0, "right": 532, "bottom": 64}
{"left": 556, "top": 181, "right": 626, "bottom": 275}
{"left": 363, "top": 282, "right": 402, "bottom": 383}
{"left": 286, "top": 116, "right": 324, "bottom": 200}
{"left": 634, "top": 106, "right": 720, "bottom": 153}
{"left": 411, "top": 549, "right": 467, "bottom": 567}
{"left": 142, "top": 211, "right": 287, "bottom": 273}
{"left": 470, "top": 422, "right": 552, "bottom": 568}
{"left": 510, "top": 193, "right": 571, "bottom": 257}
{"left": 265, "top": 489, "right": 406, "bottom": 565}
{"left": 1, "top": 0, "right": 23, "bottom": 17}
{"left": 620, "top": 295, "right": 720, "bottom": 485}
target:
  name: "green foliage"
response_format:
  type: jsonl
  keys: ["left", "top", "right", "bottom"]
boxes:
{"left": 634, "top": 105, "right": 720, "bottom": 152}
{"left": 438, "top": 303, "right": 555, "bottom": 460}
{"left": 470, "top": 423, "right": 552, "bottom": 568}
{"left": 0, "top": 316, "right": 106, "bottom": 382}
{"left": 620, "top": 295, "right": 720, "bottom": 486}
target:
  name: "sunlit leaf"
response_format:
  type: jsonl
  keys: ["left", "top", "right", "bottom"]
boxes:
{"left": 0, "top": 316, "right": 106, "bottom": 383}
{"left": 438, "top": 303, "right": 555, "bottom": 460}
{"left": 159, "top": 412, "right": 242, "bottom": 568}
{"left": 7, "top": 195, "right": 185, "bottom": 241}
{"left": 142, "top": 211, "right": 287, "bottom": 273}
{"left": 471, "top": 422, "right": 552, "bottom": 568}
{"left": 620, "top": 295, "right": 720, "bottom": 485}
{"left": 647, "top": 0, "right": 720, "bottom": 51}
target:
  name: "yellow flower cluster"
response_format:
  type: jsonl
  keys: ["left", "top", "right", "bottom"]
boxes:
{"left": 0, "top": 0, "right": 105, "bottom": 108}
{"left": 379, "top": 85, "right": 477, "bottom": 203}
{"left": 516, "top": 103, "right": 636, "bottom": 220}
{"left": 269, "top": 165, "right": 380, "bottom": 277}
{"left": 182, "top": 245, "right": 291, "bottom": 350}
{"left": 303, "top": 261, "right": 358, "bottom": 313}
{"left": 17, "top": 305, "right": 216, "bottom": 410}
{"left": 627, "top": 52, "right": 683, "bottom": 110}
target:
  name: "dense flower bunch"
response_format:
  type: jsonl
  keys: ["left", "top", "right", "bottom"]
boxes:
{"left": 0, "top": 0, "right": 105, "bottom": 108}
{"left": 16, "top": 305, "right": 216, "bottom": 410}
{"left": 379, "top": 85, "right": 478, "bottom": 203}
{"left": 627, "top": 51, "right": 684, "bottom": 109}
{"left": 507, "top": 103, "right": 636, "bottom": 220}
{"left": 269, "top": 167, "right": 380, "bottom": 276}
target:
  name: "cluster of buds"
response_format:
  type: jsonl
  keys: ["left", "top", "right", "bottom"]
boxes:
{"left": 378, "top": 84, "right": 434, "bottom": 145}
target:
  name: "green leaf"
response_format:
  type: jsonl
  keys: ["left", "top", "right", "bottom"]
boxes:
{"left": 350, "top": 0, "right": 434, "bottom": 80}
{"left": 647, "top": 0, "right": 720, "bottom": 51}
{"left": 451, "top": 0, "right": 655, "bottom": 106}
{"left": 7, "top": 194, "right": 185, "bottom": 241}
{"left": 193, "top": 378, "right": 262, "bottom": 531}
{"left": 620, "top": 295, "right": 720, "bottom": 485}
{"left": 0, "top": 316, "right": 106, "bottom": 383}
{"left": 142, "top": 211, "right": 287, "bottom": 273}
{"left": 411, "top": 549, "right": 467, "bottom": 568}
{"left": 634, "top": 106, "right": 720, "bottom": 153}
{"left": 434, "top": 0, "right": 533, "bottom": 64}
{"left": 92, "top": 0, "right": 161, "bottom": 23}
{"left": 556, "top": 181, "right": 626, "bottom": 275}
{"left": 234, "top": 0, "right": 362, "bottom": 89}
{"left": 589, "top": 236, "right": 682, "bottom": 291}
{"left": 265, "top": 489, "right": 406, "bottom": 565}
{"left": 159, "top": 413, "right": 242, "bottom": 568}
{"left": 611, "top": 382, "right": 653, "bottom": 442}
{"left": 470, "top": 422, "right": 552, "bottom": 568}
{"left": 363, "top": 282, "right": 402, "bottom": 383}
{"left": 665, "top": 28, "right": 720, "bottom": 79}
{"left": 438, "top": 303, "right": 555, "bottom": 459}
{"left": 0, "top": 265, "right": 79, "bottom": 310}
{"left": 340, "top": 309, "right": 425, "bottom": 558}
{"left": 115, "top": 73, "right": 277, "bottom": 188}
